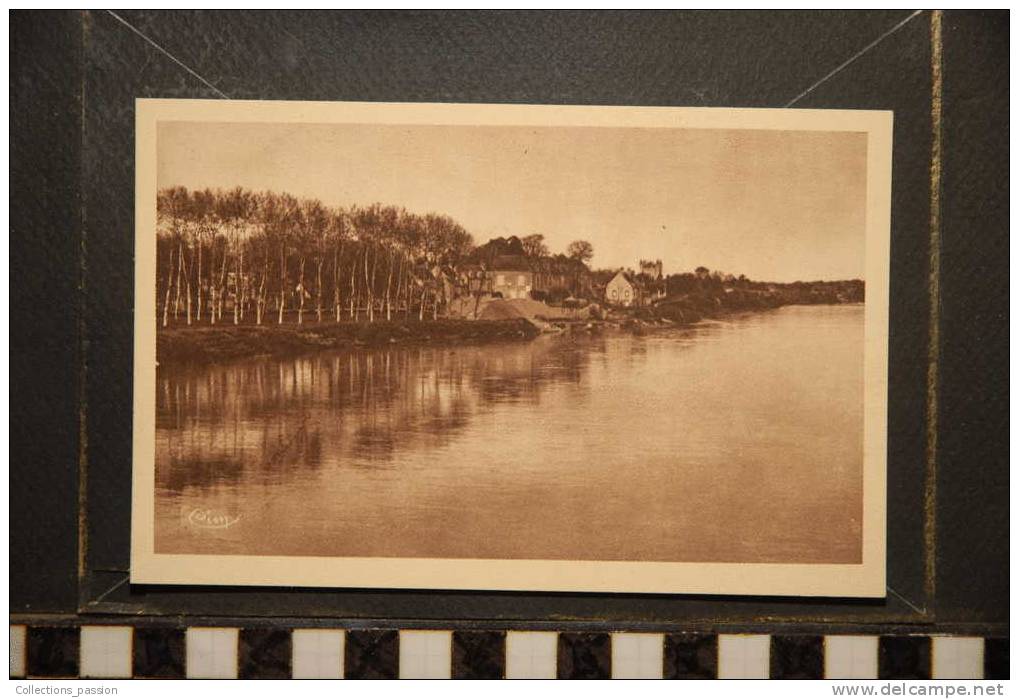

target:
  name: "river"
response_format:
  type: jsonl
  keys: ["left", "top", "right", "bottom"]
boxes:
{"left": 154, "top": 304, "right": 864, "bottom": 564}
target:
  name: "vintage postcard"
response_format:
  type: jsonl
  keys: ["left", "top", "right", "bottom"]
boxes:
{"left": 131, "top": 99, "right": 890, "bottom": 596}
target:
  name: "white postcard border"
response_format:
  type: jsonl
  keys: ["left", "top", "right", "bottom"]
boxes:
{"left": 131, "top": 99, "right": 891, "bottom": 597}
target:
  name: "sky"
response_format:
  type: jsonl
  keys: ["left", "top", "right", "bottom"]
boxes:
{"left": 157, "top": 121, "right": 868, "bottom": 282}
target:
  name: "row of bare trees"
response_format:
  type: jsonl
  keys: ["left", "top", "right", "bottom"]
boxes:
{"left": 156, "top": 187, "right": 474, "bottom": 327}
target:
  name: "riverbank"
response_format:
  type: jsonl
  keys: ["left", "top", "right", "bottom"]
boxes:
{"left": 157, "top": 318, "right": 541, "bottom": 365}
{"left": 157, "top": 287, "right": 862, "bottom": 365}
{"left": 627, "top": 286, "right": 863, "bottom": 327}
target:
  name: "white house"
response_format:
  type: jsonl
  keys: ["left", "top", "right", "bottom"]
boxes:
{"left": 605, "top": 270, "right": 641, "bottom": 307}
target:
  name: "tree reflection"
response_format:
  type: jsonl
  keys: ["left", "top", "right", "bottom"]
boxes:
{"left": 155, "top": 335, "right": 601, "bottom": 492}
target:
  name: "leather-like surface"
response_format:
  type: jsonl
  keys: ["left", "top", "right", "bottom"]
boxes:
{"left": 664, "top": 633, "right": 717, "bottom": 679}
{"left": 879, "top": 635, "right": 931, "bottom": 680}
{"left": 239, "top": 628, "right": 292, "bottom": 679}
{"left": 770, "top": 635, "right": 824, "bottom": 679}
{"left": 10, "top": 11, "right": 83, "bottom": 614}
{"left": 936, "top": 10, "right": 1009, "bottom": 625}
{"left": 132, "top": 627, "right": 186, "bottom": 679}
{"left": 452, "top": 631, "right": 506, "bottom": 679}
{"left": 26, "top": 627, "right": 81, "bottom": 678}
{"left": 344, "top": 629, "right": 399, "bottom": 679}
{"left": 558, "top": 632, "right": 611, "bottom": 679}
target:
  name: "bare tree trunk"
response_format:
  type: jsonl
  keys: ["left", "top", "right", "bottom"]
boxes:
{"left": 217, "top": 244, "right": 228, "bottom": 324}
{"left": 196, "top": 236, "right": 203, "bottom": 321}
{"left": 384, "top": 250, "right": 395, "bottom": 321}
{"left": 174, "top": 242, "right": 184, "bottom": 320}
{"left": 333, "top": 246, "right": 341, "bottom": 322}
{"left": 256, "top": 253, "right": 268, "bottom": 325}
{"left": 419, "top": 287, "right": 426, "bottom": 321}
{"left": 370, "top": 245, "right": 379, "bottom": 321}
{"left": 207, "top": 238, "right": 216, "bottom": 324}
{"left": 364, "top": 244, "right": 374, "bottom": 322}
{"left": 162, "top": 245, "right": 175, "bottom": 328}
{"left": 394, "top": 255, "right": 405, "bottom": 319}
{"left": 349, "top": 249, "right": 357, "bottom": 320}
{"left": 278, "top": 243, "right": 287, "bottom": 325}
{"left": 209, "top": 244, "right": 218, "bottom": 324}
{"left": 297, "top": 257, "right": 306, "bottom": 325}
{"left": 233, "top": 235, "right": 241, "bottom": 325}
{"left": 184, "top": 246, "right": 193, "bottom": 326}
{"left": 238, "top": 240, "right": 246, "bottom": 322}
{"left": 406, "top": 269, "right": 413, "bottom": 319}
{"left": 316, "top": 257, "right": 324, "bottom": 323}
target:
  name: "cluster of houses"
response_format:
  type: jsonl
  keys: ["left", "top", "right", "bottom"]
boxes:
{"left": 456, "top": 248, "right": 667, "bottom": 309}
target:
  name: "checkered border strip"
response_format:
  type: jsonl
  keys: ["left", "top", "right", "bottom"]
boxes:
{"left": 9, "top": 625, "right": 1008, "bottom": 679}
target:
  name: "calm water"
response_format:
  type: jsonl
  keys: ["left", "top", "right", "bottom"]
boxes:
{"left": 155, "top": 304, "right": 864, "bottom": 563}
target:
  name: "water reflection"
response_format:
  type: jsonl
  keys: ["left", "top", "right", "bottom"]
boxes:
{"left": 157, "top": 335, "right": 601, "bottom": 488}
{"left": 155, "top": 306, "right": 864, "bottom": 564}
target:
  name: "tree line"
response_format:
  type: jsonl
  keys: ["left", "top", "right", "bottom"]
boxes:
{"left": 156, "top": 187, "right": 474, "bottom": 327}
{"left": 157, "top": 185, "right": 858, "bottom": 330}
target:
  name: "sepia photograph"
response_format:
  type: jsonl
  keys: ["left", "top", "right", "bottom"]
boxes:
{"left": 131, "top": 100, "right": 890, "bottom": 596}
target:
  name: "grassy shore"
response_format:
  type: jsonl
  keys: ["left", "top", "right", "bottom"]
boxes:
{"left": 157, "top": 318, "right": 541, "bottom": 365}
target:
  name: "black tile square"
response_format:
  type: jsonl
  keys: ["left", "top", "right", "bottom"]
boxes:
{"left": 558, "top": 632, "right": 610, "bottom": 680}
{"left": 452, "top": 631, "right": 505, "bottom": 679}
{"left": 879, "top": 636, "right": 931, "bottom": 680}
{"left": 133, "top": 627, "right": 185, "bottom": 679}
{"left": 664, "top": 634, "right": 717, "bottom": 679}
{"left": 345, "top": 630, "right": 399, "bottom": 680}
{"left": 27, "top": 627, "right": 79, "bottom": 678}
{"left": 239, "top": 628, "right": 291, "bottom": 679}
{"left": 984, "top": 638, "right": 1008, "bottom": 680}
{"left": 770, "top": 636, "right": 824, "bottom": 679}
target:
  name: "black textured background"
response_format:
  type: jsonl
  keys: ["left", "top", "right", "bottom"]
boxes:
{"left": 10, "top": 10, "right": 1007, "bottom": 634}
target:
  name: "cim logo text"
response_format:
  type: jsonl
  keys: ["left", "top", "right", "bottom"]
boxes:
{"left": 187, "top": 508, "right": 241, "bottom": 530}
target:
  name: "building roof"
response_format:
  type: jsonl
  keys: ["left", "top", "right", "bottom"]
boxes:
{"left": 609, "top": 269, "right": 639, "bottom": 286}
{"left": 490, "top": 255, "right": 532, "bottom": 272}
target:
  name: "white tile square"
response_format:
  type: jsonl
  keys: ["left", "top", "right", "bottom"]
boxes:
{"left": 186, "top": 627, "right": 238, "bottom": 679}
{"left": 10, "top": 625, "right": 26, "bottom": 678}
{"left": 823, "top": 639, "right": 880, "bottom": 680}
{"left": 932, "top": 637, "right": 984, "bottom": 679}
{"left": 611, "top": 633, "right": 664, "bottom": 679}
{"left": 291, "top": 629, "right": 345, "bottom": 679}
{"left": 80, "top": 626, "right": 133, "bottom": 678}
{"left": 399, "top": 630, "right": 451, "bottom": 679}
{"left": 825, "top": 636, "right": 879, "bottom": 679}
{"left": 718, "top": 634, "right": 770, "bottom": 679}
{"left": 505, "top": 631, "right": 558, "bottom": 679}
